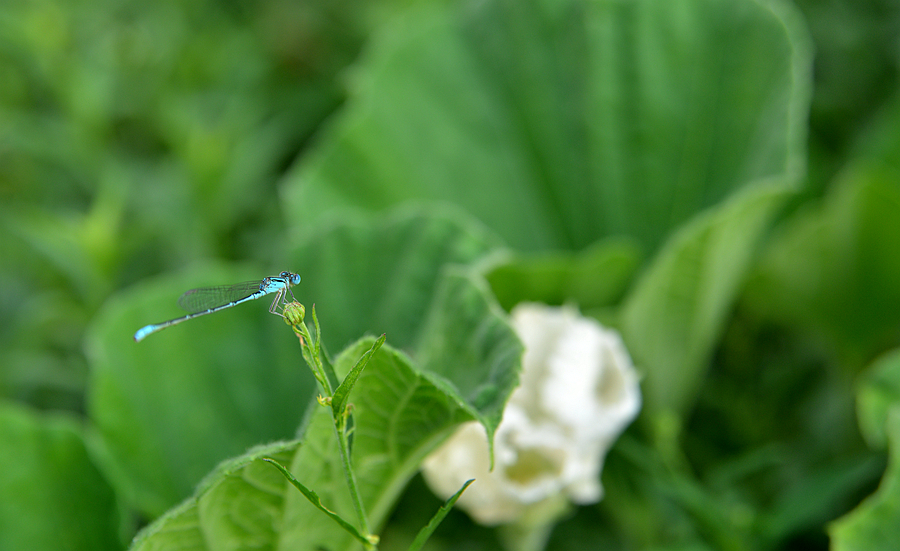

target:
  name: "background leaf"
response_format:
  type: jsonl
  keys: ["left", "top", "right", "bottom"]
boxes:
{"left": 830, "top": 409, "right": 900, "bottom": 551}
{"left": 857, "top": 349, "right": 900, "bottom": 451}
{"left": 743, "top": 165, "right": 900, "bottom": 370}
{"left": 484, "top": 237, "right": 642, "bottom": 313}
{"left": 283, "top": 0, "right": 810, "bottom": 255}
{"left": 283, "top": 208, "right": 503, "bottom": 352}
{"left": 621, "top": 180, "right": 795, "bottom": 418}
{"left": 0, "top": 402, "right": 120, "bottom": 551}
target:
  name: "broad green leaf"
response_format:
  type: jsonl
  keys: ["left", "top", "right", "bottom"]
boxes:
{"left": 857, "top": 349, "right": 900, "bottom": 450}
{"left": 277, "top": 340, "right": 468, "bottom": 550}
{"left": 621, "top": 180, "right": 794, "bottom": 417}
{"left": 0, "top": 402, "right": 120, "bottom": 551}
{"left": 130, "top": 441, "right": 297, "bottom": 551}
{"left": 830, "top": 409, "right": 900, "bottom": 550}
{"left": 284, "top": 208, "right": 502, "bottom": 353}
{"left": 282, "top": 0, "right": 811, "bottom": 255}
{"left": 484, "top": 237, "right": 641, "bottom": 312}
{"left": 89, "top": 210, "right": 506, "bottom": 520}
{"left": 86, "top": 264, "right": 316, "bottom": 518}
{"left": 743, "top": 166, "right": 900, "bottom": 369}
{"left": 131, "top": 336, "right": 515, "bottom": 550}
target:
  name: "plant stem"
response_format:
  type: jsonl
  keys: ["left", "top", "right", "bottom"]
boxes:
{"left": 288, "top": 303, "right": 373, "bottom": 544}
{"left": 336, "top": 414, "right": 371, "bottom": 537}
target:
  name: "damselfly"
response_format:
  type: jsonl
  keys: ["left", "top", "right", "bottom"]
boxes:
{"left": 133, "top": 271, "right": 301, "bottom": 342}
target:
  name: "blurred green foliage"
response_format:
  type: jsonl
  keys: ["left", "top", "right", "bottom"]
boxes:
{"left": 1, "top": 0, "right": 900, "bottom": 550}
{"left": 0, "top": 0, "right": 388, "bottom": 408}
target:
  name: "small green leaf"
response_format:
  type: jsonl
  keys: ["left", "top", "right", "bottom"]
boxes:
{"left": 407, "top": 479, "right": 475, "bottom": 551}
{"left": 830, "top": 409, "right": 900, "bottom": 550}
{"left": 261, "top": 458, "right": 372, "bottom": 548}
{"left": 857, "top": 349, "right": 900, "bottom": 449}
{"left": 332, "top": 333, "right": 386, "bottom": 421}
{"left": 485, "top": 237, "right": 641, "bottom": 311}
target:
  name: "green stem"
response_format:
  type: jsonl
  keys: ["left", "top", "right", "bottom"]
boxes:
{"left": 289, "top": 304, "right": 373, "bottom": 544}
{"left": 294, "top": 317, "right": 333, "bottom": 395}
{"left": 336, "top": 414, "right": 370, "bottom": 537}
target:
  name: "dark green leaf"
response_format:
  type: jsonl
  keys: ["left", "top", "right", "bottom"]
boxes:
{"left": 744, "top": 167, "right": 900, "bottom": 369}
{"left": 621, "top": 181, "right": 794, "bottom": 417}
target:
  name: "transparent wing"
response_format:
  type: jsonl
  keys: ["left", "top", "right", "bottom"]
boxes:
{"left": 177, "top": 281, "right": 263, "bottom": 313}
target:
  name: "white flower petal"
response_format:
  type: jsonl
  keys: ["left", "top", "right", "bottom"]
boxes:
{"left": 422, "top": 302, "right": 642, "bottom": 526}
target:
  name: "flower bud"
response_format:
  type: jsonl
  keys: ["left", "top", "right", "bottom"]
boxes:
{"left": 282, "top": 301, "right": 305, "bottom": 325}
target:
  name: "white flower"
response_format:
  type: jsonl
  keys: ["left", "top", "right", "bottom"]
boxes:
{"left": 421, "top": 303, "right": 641, "bottom": 526}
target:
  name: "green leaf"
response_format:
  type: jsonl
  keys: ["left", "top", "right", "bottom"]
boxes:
{"left": 744, "top": 166, "right": 900, "bottom": 369}
{"left": 284, "top": 208, "right": 502, "bottom": 353}
{"left": 331, "top": 338, "right": 508, "bottom": 529}
{"left": 129, "top": 441, "right": 298, "bottom": 551}
{"left": 276, "top": 337, "right": 511, "bottom": 547}
{"left": 282, "top": 0, "right": 811, "bottom": 254}
{"left": 407, "top": 479, "right": 475, "bottom": 551}
{"left": 130, "top": 336, "right": 513, "bottom": 550}
{"left": 621, "top": 180, "right": 794, "bottom": 418}
{"left": 0, "top": 402, "right": 120, "bottom": 551}
{"left": 331, "top": 333, "right": 386, "bottom": 422}
{"left": 89, "top": 209, "right": 511, "bottom": 522}
{"left": 857, "top": 349, "right": 900, "bottom": 450}
{"left": 830, "top": 409, "right": 900, "bottom": 550}
{"left": 86, "top": 264, "right": 316, "bottom": 517}
{"left": 484, "top": 237, "right": 642, "bottom": 312}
